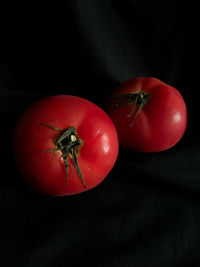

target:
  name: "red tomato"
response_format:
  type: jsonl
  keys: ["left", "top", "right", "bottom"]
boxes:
{"left": 106, "top": 77, "right": 187, "bottom": 152}
{"left": 14, "top": 95, "right": 119, "bottom": 196}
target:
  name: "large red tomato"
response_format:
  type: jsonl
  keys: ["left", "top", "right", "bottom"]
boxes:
{"left": 14, "top": 95, "right": 119, "bottom": 196}
{"left": 106, "top": 77, "right": 187, "bottom": 152}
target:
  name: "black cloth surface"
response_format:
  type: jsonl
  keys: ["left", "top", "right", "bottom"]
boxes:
{"left": 1, "top": 1, "right": 199, "bottom": 266}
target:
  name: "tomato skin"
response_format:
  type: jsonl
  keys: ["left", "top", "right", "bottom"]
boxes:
{"left": 14, "top": 95, "right": 119, "bottom": 196}
{"left": 106, "top": 77, "right": 187, "bottom": 152}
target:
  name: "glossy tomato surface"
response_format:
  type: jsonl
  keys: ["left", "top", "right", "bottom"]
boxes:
{"left": 106, "top": 77, "right": 187, "bottom": 152}
{"left": 14, "top": 95, "right": 119, "bottom": 196}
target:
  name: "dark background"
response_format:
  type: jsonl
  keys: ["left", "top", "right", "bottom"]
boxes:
{"left": 1, "top": 1, "right": 199, "bottom": 266}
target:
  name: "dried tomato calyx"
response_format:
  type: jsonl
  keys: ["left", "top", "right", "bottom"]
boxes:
{"left": 43, "top": 124, "right": 87, "bottom": 188}
{"left": 112, "top": 91, "right": 150, "bottom": 126}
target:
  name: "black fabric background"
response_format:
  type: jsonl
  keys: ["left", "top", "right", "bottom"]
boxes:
{"left": 1, "top": 1, "right": 199, "bottom": 266}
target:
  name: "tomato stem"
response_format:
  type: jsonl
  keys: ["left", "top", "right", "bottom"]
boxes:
{"left": 112, "top": 91, "right": 150, "bottom": 126}
{"left": 43, "top": 124, "right": 87, "bottom": 188}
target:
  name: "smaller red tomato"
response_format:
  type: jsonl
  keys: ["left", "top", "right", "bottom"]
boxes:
{"left": 14, "top": 95, "right": 119, "bottom": 196}
{"left": 106, "top": 77, "right": 187, "bottom": 152}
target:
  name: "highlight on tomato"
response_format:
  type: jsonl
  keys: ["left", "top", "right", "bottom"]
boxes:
{"left": 14, "top": 95, "right": 119, "bottom": 196}
{"left": 106, "top": 77, "right": 187, "bottom": 152}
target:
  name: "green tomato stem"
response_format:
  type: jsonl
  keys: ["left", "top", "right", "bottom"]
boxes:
{"left": 112, "top": 91, "right": 150, "bottom": 126}
{"left": 43, "top": 124, "right": 87, "bottom": 188}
